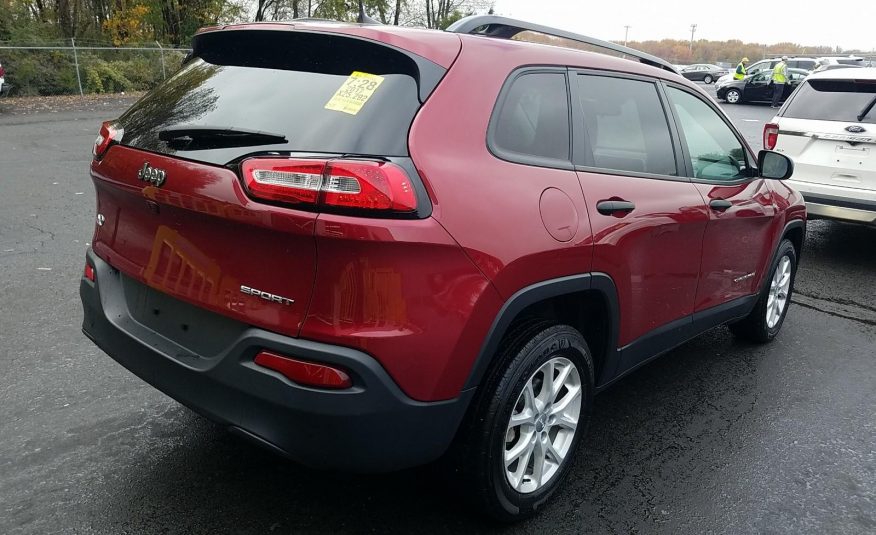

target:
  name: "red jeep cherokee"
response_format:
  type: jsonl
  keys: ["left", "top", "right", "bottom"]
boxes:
{"left": 80, "top": 16, "right": 806, "bottom": 520}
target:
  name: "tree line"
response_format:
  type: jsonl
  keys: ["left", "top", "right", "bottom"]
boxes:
{"left": 0, "top": 1, "right": 490, "bottom": 46}
{"left": 1, "top": 1, "right": 870, "bottom": 97}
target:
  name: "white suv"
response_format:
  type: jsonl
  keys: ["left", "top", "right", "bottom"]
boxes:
{"left": 765, "top": 68, "right": 876, "bottom": 225}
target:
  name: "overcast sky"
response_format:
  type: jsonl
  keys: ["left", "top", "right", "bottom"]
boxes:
{"left": 490, "top": 0, "right": 875, "bottom": 51}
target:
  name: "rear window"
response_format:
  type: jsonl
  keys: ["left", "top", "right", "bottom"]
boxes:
{"left": 118, "top": 31, "right": 438, "bottom": 165}
{"left": 837, "top": 58, "right": 864, "bottom": 65}
{"left": 491, "top": 71, "right": 571, "bottom": 164}
{"left": 783, "top": 79, "right": 876, "bottom": 123}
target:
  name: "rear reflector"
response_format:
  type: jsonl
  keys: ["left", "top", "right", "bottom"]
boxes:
{"left": 241, "top": 158, "right": 417, "bottom": 213}
{"left": 84, "top": 263, "right": 95, "bottom": 282}
{"left": 763, "top": 123, "right": 779, "bottom": 150}
{"left": 254, "top": 350, "right": 352, "bottom": 389}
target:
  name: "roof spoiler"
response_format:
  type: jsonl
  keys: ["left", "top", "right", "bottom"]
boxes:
{"left": 446, "top": 15, "right": 677, "bottom": 74}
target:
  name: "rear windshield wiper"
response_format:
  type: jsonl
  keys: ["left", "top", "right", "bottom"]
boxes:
{"left": 158, "top": 126, "right": 288, "bottom": 150}
{"left": 857, "top": 95, "right": 876, "bottom": 122}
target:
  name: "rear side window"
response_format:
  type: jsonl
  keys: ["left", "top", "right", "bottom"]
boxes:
{"left": 783, "top": 80, "right": 876, "bottom": 123}
{"left": 789, "top": 60, "right": 816, "bottom": 70}
{"left": 575, "top": 75, "right": 676, "bottom": 176}
{"left": 837, "top": 59, "right": 864, "bottom": 65}
{"left": 118, "top": 31, "right": 437, "bottom": 165}
{"left": 491, "top": 71, "right": 571, "bottom": 163}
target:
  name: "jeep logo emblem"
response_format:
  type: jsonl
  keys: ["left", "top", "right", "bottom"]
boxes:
{"left": 137, "top": 162, "right": 166, "bottom": 187}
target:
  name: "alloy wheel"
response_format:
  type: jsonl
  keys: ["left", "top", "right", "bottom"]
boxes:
{"left": 504, "top": 357, "right": 582, "bottom": 494}
{"left": 766, "top": 255, "right": 792, "bottom": 328}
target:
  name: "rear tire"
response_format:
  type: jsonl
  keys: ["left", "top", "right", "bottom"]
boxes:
{"left": 730, "top": 239, "right": 797, "bottom": 343}
{"left": 447, "top": 322, "right": 594, "bottom": 522}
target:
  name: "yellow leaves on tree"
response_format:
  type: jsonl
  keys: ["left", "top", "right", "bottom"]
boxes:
{"left": 104, "top": 4, "right": 151, "bottom": 46}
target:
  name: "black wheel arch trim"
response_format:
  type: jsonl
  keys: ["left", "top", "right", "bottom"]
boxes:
{"left": 462, "top": 273, "right": 621, "bottom": 391}
{"left": 777, "top": 217, "right": 806, "bottom": 266}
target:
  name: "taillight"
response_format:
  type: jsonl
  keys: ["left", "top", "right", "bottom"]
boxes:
{"left": 93, "top": 121, "right": 122, "bottom": 160}
{"left": 241, "top": 158, "right": 417, "bottom": 213}
{"left": 254, "top": 350, "right": 352, "bottom": 389}
{"left": 763, "top": 123, "right": 779, "bottom": 150}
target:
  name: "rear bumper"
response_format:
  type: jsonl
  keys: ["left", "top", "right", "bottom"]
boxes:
{"left": 805, "top": 202, "right": 876, "bottom": 224}
{"left": 80, "top": 249, "right": 473, "bottom": 473}
{"left": 785, "top": 182, "right": 876, "bottom": 225}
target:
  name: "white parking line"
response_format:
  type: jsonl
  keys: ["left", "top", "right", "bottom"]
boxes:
{"left": 742, "top": 119, "right": 761, "bottom": 122}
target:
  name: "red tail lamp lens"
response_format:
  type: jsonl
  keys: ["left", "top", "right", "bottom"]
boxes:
{"left": 254, "top": 351, "right": 352, "bottom": 389}
{"left": 241, "top": 158, "right": 417, "bottom": 212}
{"left": 84, "top": 263, "right": 95, "bottom": 282}
{"left": 763, "top": 123, "right": 779, "bottom": 150}
{"left": 93, "top": 121, "right": 122, "bottom": 160}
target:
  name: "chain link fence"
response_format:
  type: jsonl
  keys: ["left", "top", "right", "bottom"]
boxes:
{"left": 0, "top": 40, "right": 191, "bottom": 98}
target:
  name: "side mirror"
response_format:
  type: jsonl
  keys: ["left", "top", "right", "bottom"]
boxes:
{"left": 758, "top": 150, "right": 794, "bottom": 180}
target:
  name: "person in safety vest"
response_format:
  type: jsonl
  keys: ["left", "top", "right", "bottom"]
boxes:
{"left": 734, "top": 57, "right": 749, "bottom": 80}
{"left": 771, "top": 56, "right": 789, "bottom": 108}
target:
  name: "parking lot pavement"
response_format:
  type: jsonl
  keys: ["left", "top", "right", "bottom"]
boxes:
{"left": 1, "top": 104, "right": 874, "bottom": 534}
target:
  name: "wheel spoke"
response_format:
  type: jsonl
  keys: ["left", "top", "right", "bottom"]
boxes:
{"left": 545, "top": 439, "right": 564, "bottom": 464}
{"left": 551, "top": 362, "right": 573, "bottom": 399}
{"left": 531, "top": 439, "right": 547, "bottom": 487}
{"left": 523, "top": 382, "right": 537, "bottom": 412}
{"left": 551, "top": 384, "right": 581, "bottom": 416}
{"left": 509, "top": 440, "right": 535, "bottom": 490}
{"left": 555, "top": 413, "right": 578, "bottom": 431}
{"left": 505, "top": 431, "right": 534, "bottom": 465}
{"left": 510, "top": 409, "right": 535, "bottom": 427}
{"left": 536, "top": 361, "right": 553, "bottom": 409}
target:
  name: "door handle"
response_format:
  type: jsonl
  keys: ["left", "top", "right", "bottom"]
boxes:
{"left": 596, "top": 200, "right": 636, "bottom": 215}
{"left": 709, "top": 198, "right": 733, "bottom": 211}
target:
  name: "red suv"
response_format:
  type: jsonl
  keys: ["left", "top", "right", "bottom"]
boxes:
{"left": 80, "top": 16, "right": 806, "bottom": 520}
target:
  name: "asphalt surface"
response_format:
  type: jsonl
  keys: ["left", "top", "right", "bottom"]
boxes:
{"left": 1, "top": 89, "right": 874, "bottom": 534}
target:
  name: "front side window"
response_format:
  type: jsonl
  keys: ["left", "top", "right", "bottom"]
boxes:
{"left": 491, "top": 71, "right": 571, "bottom": 162}
{"left": 576, "top": 75, "right": 677, "bottom": 176}
{"left": 666, "top": 87, "right": 748, "bottom": 182}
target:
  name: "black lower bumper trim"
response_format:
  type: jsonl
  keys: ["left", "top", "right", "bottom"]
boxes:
{"left": 80, "top": 249, "right": 473, "bottom": 473}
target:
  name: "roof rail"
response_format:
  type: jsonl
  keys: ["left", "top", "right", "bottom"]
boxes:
{"left": 446, "top": 15, "right": 677, "bottom": 74}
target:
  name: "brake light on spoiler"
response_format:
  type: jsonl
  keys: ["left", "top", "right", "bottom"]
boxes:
{"left": 241, "top": 158, "right": 417, "bottom": 213}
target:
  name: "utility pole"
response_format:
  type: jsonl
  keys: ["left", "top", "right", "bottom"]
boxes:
{"left": 689, "top": 24, "right": 697, "bottom": 55}
{"left": 624, "top": 25, "right": 631, "bottom": 47}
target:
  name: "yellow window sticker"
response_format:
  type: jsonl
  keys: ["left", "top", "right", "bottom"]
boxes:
{"left": 324, "top": 71, "right": 385, "bottom": 115}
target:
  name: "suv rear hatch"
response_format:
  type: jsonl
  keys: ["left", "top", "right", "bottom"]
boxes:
{"left": 90, "top": 27, "right": 453, "bottom": 337}
{"left": 776, "top": 77, "right": 876, "bottom": 192}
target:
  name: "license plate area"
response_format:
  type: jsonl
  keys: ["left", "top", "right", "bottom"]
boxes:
{"left": 122, "top": 273, "right": 246, "bottom": 359}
